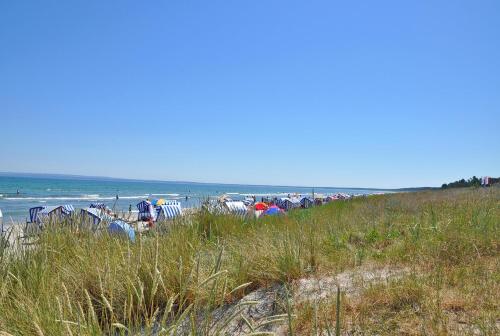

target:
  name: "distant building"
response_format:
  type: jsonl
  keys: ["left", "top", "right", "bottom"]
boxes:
{"left": 481, "top": 176, "right": 490, "bottom": 186}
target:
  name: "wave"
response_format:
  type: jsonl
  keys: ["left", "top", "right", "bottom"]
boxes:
{"left": 150, "top": 193, "right": 180, "bottom": 197}
{"left": 5, "top": 196, "right": 113, "bottom": 201}
{"left": 4, "top": 195, "right": 149, "bottom": 201}
{"left": 241, "top": 193, "right": 291, "bottom": 197}
{"left": 118, "top": 195, "right": 150, "bottom": 199}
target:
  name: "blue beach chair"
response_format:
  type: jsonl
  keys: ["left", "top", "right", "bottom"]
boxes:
{"left": 156, "top": 204, "right": 183, "bottom": 221}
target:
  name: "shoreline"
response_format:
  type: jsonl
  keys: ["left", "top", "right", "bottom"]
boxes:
{"left": 0, "top": 190, "right": 385, "bottom": 223}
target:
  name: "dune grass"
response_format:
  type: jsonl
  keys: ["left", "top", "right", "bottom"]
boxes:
{"left": 0, "top": 187, "right": 498, "bottom": 335}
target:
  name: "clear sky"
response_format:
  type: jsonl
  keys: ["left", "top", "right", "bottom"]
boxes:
{"left": 0, "top": 0, "right": 498, "bottom": 188}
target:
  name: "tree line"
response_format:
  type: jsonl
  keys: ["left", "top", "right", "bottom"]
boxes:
{"left": 441, "top": 176, "right": 499, "bottom": 189}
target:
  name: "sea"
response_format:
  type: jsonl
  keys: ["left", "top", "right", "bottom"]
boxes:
{"left": 0, "top": 174, "right": 392, "bottom": 225}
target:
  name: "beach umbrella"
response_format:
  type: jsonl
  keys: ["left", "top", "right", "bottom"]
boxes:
{"left": 254, "top": 202, "right": 269, "bottom": 211}
{"left": 262, "top": 206, "right": 283, "bottom": 216}
{"left": 151, "top": 199, "right": 166, "bottom": 206}
{"left": 108, "top": 220, "right": 135, "bottom": 242}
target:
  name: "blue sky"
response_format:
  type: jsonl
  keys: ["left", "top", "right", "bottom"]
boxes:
{"left": 0, "top": 0, "right": 498, "bottom": 188}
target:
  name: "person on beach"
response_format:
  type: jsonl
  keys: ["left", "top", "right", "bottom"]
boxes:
{"left": 146, "top": 199, "right": 155, "bottom": 228}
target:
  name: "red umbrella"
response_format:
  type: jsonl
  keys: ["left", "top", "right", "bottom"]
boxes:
{"left": 254, "top": 202, "right": 269, "bottom": 211}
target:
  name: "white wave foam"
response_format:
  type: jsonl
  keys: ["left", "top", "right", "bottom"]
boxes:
{"left": 4, "top": 195, "right": 148, "bottom": 201}
{"left": 5, "top": 196, "right": 112, "bottom": 201}
{"left": 150, "top": 193, "right": 180, "bottom": 197}
{"left": 241, "top": 193, "right": 290, "bottom": 197}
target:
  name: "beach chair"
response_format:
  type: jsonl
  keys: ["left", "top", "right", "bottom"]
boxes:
{"left": 61, "top": 204, "right": 75, "bottom": 215}
{"left": 201, "top": 199, "right": 225, "bottom": 215}
{"left": 90, "top": 202, "right": 106, "bottom": 210}
{"left": 28, "top": 204, "right": 75, "bottom": 228}
{"left": 223, "top": 201, "right": 248, "bottom": 217}
{"left": 163, "top": 200, "right": 181, "bottom": 206}
{"left": 28, "top": 206, "right": 44, "bottom": 224}
{"left": 80, "top": 207, "right": 113, "bottom": 230}
{"left": 262, "top": 196, "right": 273, "bottom": 203}
{"left": 300, "top": 197, "right": 314, "bottom": 208}
{"left": 156, "top": 204, "right": 183, "bottom": 221}
{"left": 277, "top": 198, "right": 299, "bottom": 211}
{"left": 242, "top": 198, "right": 254, "bottom": 206}
{"left": 137, "top": 201, "right": 155, "bottom": 221}
{"left": 34, "top": 205, "right": 75, "bottom": 227}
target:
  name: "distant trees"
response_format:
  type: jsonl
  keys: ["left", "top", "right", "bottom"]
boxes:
{"left": 441, "top": 176, "right": 499, "bottom": 189}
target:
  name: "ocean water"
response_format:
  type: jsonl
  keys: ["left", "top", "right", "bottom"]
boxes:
{"left": 0, "top": 175, "right": 391, "bottom": 224}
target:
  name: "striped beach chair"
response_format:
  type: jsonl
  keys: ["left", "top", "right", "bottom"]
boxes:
{"left": 163, "top": 200, "right": 181, "bottom": 206}
{"left": 242, "top": 197, "right": 255, "bottom": 206}
{"left": 202, "top": 199, "right": 225, "bottom": 215}
{"left": 81, "top": 208, "right": 102, "bottom": 227}
{"left": 137, "top": 201, "right": 154, "bottom": 221}
{"left": 62, "top": 204, "right": 75, "bottom": 215}
{"left": 223, "top": 201, "right": 248, "bottom": 217}
{"left": 276, "top": 198, "right": 298, "bottom": 211}
{"left": 300, "top": 197, "right": 314, "bottom": 208}
{"left": 28, "top": 206, "right": 44, "bottom": 223}
{"left": 156, "top": 204, "right": 183, "bottom": 221}
{"left": 90, "top": 202, "right": 106, "bottom": 210}
{"left": 80, "top": 207, "right": 113, "bottom": 228}
{"left": 37, "top": 205, "right": 74, "bottom": 224}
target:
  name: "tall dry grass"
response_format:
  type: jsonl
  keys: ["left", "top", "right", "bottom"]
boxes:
{"left": 0, "top": 187, "right": 498, "bottom": 334}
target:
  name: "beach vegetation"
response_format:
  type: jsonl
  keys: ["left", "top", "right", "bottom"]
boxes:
{"left": 0, "top": 187, "right": 498, "bottom": 334}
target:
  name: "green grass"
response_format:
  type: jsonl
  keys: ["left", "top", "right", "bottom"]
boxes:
{"left": 0, "top": 187, "right": 498, "bottom": 335}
